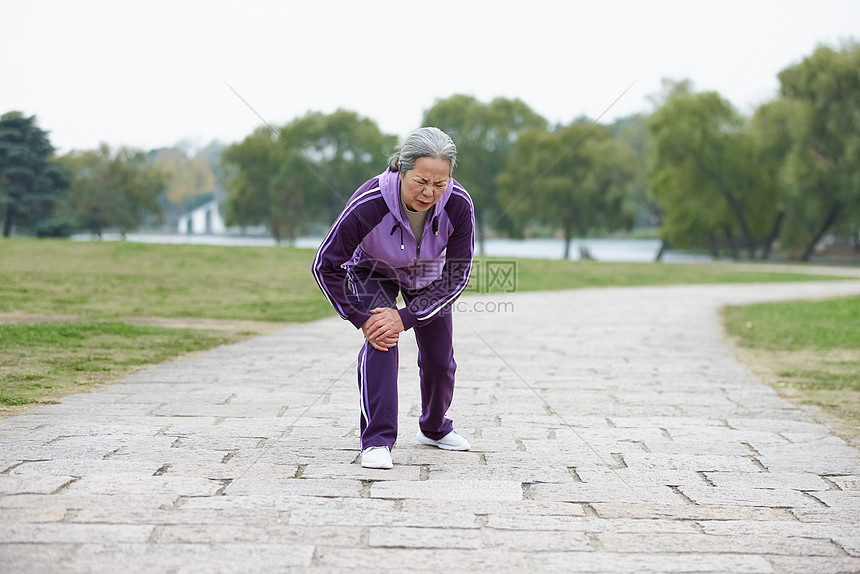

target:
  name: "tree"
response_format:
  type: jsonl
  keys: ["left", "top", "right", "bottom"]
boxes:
{"left": 150, "top": 147, "right": 216, "bottom": 205}
{"left": 422, "top": 95, "right": 547, "bottom": 253}
{"left": 0, "top": 111, "right": 69, "bottom": 237}
{"left": 222, "top": 110, "right": 396, "bottom": 243}
{"left": 613, "top": 114, "right": 666, "bottom": 258}
{"left": 196, "top": 140, "right": 230, "bottom": 190}
{"left": 745, "top": 98, "right": 807, "bottom": 259}
{"left": 776, "top": 43, "right": 860, "bottom": 261}
{"left": 497, "top": 121, "right": 635, "bottom": 260}
{"left": 648, "top": 83, "right": 770, "bottom": 259}
{"left": 222, "top": 127, "right": 281, "bottom": 234}
{"left": 59, "top": 144, "right": 166, "bottom": 238}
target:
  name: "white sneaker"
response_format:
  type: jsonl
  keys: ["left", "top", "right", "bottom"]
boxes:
{"left": 361, "top": 446, "right": 393, "bottom": 469}
{"left": 416, "top": 430, "right": 471, "bottom": 451}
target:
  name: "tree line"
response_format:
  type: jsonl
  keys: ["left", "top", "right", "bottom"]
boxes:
{"left": 0, "top": 116, "right": 224, "bottom": 238}
{"left": 649, "top": 42, "right": 859, "bottom": 261}
{"left": 1, "top": 42, "right": 857, "bottom": 261}
{"left": 219, "top": 42, "right": 859, "bottom": 260}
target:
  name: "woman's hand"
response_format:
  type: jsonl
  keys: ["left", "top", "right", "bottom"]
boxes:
{"left": 361, "top": 307, "right": 404, "bottom": 351}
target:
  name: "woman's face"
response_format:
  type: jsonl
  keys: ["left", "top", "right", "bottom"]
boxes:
{"left": 400, "top": 156, "right": 451, "bottom": 212}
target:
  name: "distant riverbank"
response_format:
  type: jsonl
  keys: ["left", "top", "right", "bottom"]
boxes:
{"left": 72, "top": 233, "right": 710, "bottom": 263}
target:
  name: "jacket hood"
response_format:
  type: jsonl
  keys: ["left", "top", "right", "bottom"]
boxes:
{"left": 378, "top": 168, "right": 454, "bottom": 228}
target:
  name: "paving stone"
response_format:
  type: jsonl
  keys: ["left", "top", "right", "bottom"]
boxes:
{"left": 300, "top": 461, "right": 421, "bottom": 481}
{"left": 65, "top": 475, "right": 225, "bottom": 496}
{"left": 314, "top": 547, "right": 532, "bottom": 573}
{"left": 481, "top": 527, "right": 592, "bottom": 551}
{"left": 289, "top": 502, "right": 478, "bottom": 529}
{"left": 679, "top": 485, "right": 824, "bottom": 508}
{"left": 155, "top": 435, "right": 273, "bottom": 451}
{"left": 0, "top": 493, "right": 178, "bottom": 511}
{"left": 777, "top": 431, "right": 845, "bottom": 445}
{"left": 158, "top": 462, "right": 299, "bottom": 479}
{"left": 157, "top": 523, "right": 362, "bottom": 545}
{"left": 824, "top": 474, "right": 860, "bottom": 490}
{"left": 642, "top": 440, "right": 759, "bottom": 457}
{"left": 575, "top": 467, "right": 704, "bottom": 486}
{"left": 791, "top": 507, "right": 860, "bottom": 523}
{"left": 227, "top": 445, "right": 357, "bottom": 467}
{"left": 590, "top": 503, "right": 794, "bottom": 521}
{"left": 398, "top": 498, "right": 586, "bottom": 517}
{"left": 0, "top": 440, "right": 107, "bottom": 460}
{"left": 371, "top": 479, "right": 523, "bottom": 501}
{"left": 225, "top": 477, "right": 364, "bottom": 497}
{"left": 104, "top": 447, "right": 231, "bottom": 464}
{"left": 72, "top": 542, "right": 316, "bottom": 571}
{"left": 533, "top": 551, "right": 773, "bottom": 573}
{"left": 808, "top": 490, "right": 860, "bottom": 509}
{"left": 9, "top": 459, "right": 163, "bottom": 477}
{"left": 426, "top": 462, "right": 575, "bottom": 483}
{"left": 40, "top": 434, "right": 177, "bottom": 453}
{"left": 486, "top": 515, "right": 698, "bottom": 533}
{"left": 595, "top": 532, "right": 841, "bottom": 556}
{"left": 368, "top": 526, "right": 483, "bottom": 549}
{"left": 393, "top": 449, "right": 484, "bottom": 466}
{"left": 834, "top": 533, "right": 860, "bottom": 557}
{"left": 727, "top": 418, "right": 836, "bottom": 434}
{"left": 0, "top": 543, "right": 79, "bottom": 573}
{"left": 84, "top": 503, "right": 285, "bottom": 524}
{"left": 699, "top": 519, "right": 860, "bottom": 540}
{"left": 0, "top": 523, "right": 153, "bottom": 543}
{"left": 765, "top": 555, "right": 860, "bottom": 574}
{"left": 0, "top": 474, "right": 75, "bottom": 495}
{"left": 0, "top": 506, "right": 67, "bottom": 522}
{"left": 758, "top": 456, "right": 860, "bottom": 474}
{"left": 755, "top": 442, "right": 859, "bottom": 458}
{"left": 608, "top": 421, "right": 730, "bottom": 435}
{"left": 181, "top": 493, "right": 394, "bottom": 514}
{"left": 621, "top": 453, "right": 763, "bottom": 472}
{"left": 529, "top": 482, "right": 683, "bottom": 505}
{"left": 702, "top": 471, "right": 831, "bottom": 491}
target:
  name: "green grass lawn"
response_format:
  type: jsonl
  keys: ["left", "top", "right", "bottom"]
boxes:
{"left": 724, "top": 296, "right": 860, "bottom": 442}
{"left": 1, "top": 239, "right": 845, "bottom": 322}
{"left": 0, "top": 322, "right": 226, "bottom": 409}
{"left": 487, "top": 256, "right": 842, "bottom": 293}
{"left": 0, "top": 237, "right": 853, "bottom": 416}
{"left": 0, "top": 239, "right": 333, "bottom": 323}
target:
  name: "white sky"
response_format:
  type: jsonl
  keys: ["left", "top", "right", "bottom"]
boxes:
{"left": 3, "top": 0, "right": 858, "bottom": 154}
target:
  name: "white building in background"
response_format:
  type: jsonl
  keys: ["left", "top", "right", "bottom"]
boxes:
{"left": 177, "top": 200, "right": 226, "bottom": 235}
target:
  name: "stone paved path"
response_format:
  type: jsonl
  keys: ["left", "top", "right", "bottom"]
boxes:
{"left": 2, "top": 280, "right": 860, "bottom": 573}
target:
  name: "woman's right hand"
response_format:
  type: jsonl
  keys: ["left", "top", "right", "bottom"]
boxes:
{"left": 362, "top": 310, "right": 400, "bottom": 351}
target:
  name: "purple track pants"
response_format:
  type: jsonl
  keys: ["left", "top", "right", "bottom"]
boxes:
{"left": 354, "top": 272, "right": 457, "bottom": 450}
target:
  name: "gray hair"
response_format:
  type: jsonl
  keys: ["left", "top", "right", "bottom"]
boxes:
{"left": 387, "top": 127, "right": 457, "bottom": 176}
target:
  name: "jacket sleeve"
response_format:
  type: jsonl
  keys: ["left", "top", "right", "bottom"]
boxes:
{"left": 311, "top": 184, "right": 384, "bottom": 330}
{"left": 398, "top": 190, "right": 475, "bottom": 330}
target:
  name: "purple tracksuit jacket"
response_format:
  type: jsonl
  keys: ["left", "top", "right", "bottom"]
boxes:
{"left": 312, "top": 168, "right": 475, "bottom": 329}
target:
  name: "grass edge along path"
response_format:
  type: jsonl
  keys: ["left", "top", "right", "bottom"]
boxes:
{"left": 0, "top": 320, "right": 286, "bottom": 418}
{"left": 723, "top": 295, "right": 860, "bottom": 446}
{"left": 0, "top": 238, "right": 856, "bottom": 417}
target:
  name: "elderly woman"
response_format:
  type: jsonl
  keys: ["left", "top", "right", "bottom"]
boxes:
{"left": 312, "top": 127, "right": 474, "bottom": 469}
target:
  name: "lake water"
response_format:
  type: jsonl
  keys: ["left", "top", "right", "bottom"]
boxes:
{"left": 73, "top": 233, "right": 710, "bottom": 263}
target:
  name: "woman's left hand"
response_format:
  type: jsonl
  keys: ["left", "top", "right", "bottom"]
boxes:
{"left": 363, "top": 307, "right": 404, "bottom": 350}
